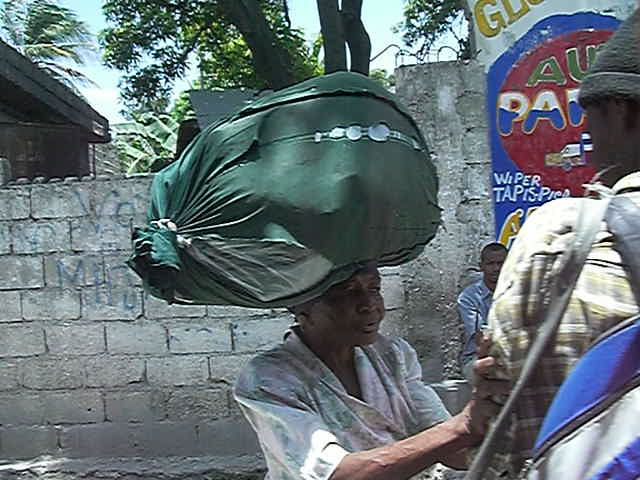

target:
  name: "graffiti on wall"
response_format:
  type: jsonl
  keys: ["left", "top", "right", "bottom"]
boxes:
{"left": 47, "top": 183, "right": 148, "bottom": 315}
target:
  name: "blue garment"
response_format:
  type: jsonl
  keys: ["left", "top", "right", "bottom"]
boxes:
{"left": 457, "top": 278, "right": 493, "bottom": 366}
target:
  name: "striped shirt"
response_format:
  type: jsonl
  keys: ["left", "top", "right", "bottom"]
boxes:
{"left": 485, "top": 172, "right": 640, "bottom": 477}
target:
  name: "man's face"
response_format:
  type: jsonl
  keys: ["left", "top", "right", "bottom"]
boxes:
{"left": 585, "top": 100, "right": 640, "bottom": 186}
{"left": 308, "top": 267, "right": 385, "bottom": 347}
{"left": 585, "top": 103, "right": 619, "bottom": 183}
{"left": 480, "top": 249, "right": 507, "bottom": 291}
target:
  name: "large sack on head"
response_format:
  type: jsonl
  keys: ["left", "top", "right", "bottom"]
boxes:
{"left": 127, "top": 71, "right": 441, "bottom": 308}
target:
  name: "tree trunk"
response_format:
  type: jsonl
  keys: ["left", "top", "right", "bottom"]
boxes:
{"left": 316, "top": 0, "right": 346, "bottom": 73}
{"left": 459, "top": 0, "right": 476, "bottom": 57}
{"left": 220, "top": 0, "right": 295, "bottom": 89}
{"left": 341, "top": 0, "right": 370, "bottom": 75}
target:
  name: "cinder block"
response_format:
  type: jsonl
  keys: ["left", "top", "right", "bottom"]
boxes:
{"left": 11, "top": 220, "right": 69, "bottom": 254}
{"left": 22, "top": 289, "right": 81, "bottom": 321}
{"left": 168, "top": 321, "right": 231, "bottom": 354}
{"left": 129, "top": 178, "right": 153, "bottom": 209}
{"left": 0, "top": 189, "right": 30, "bottom": 221}
{"left": 0, "top": 325, "right": 45, "bottom": 357}
{"left": 105, "top": 390, "right": 166, "bottom": 422}
{"left": 0, "top": 394, "right": 45, "bottom": 425}
{"left": 85, "top": 356, "right": 145, "bottom": 388}
{"left": 82, "top": 285, "right": 142, "bottom": 320}
{"left": 0, "top": 426, "right": 58, "bottom": 460}
{"left": 197, "top": 417, "right": 261, "bottom": 456}
{"left": 31, "top": 184, "right": 90, "bottom": 218}
{"left": 462, "top": 164, "right": 491, "bottom": 200}
{"left": 207, "top": 305, "right": 269, "bottom": 318}
{"left": 145, "top": 294, "right": 206, "bottom": 319}
{"left": 130, "top": 421, "right": 198, "bottom": 456}
{"left": 0, "top": 290, "right": 21, "bottom": 322}
{"left": 20, "top": 358, "right": 84, "bottom": 390}
{"left": 45, "top": 391, "right": 104, "bottom": 424}
{"left": 166, "top": 388, "right": 228, "bottom": 420}
{"left": 91, "top": 180, "right": 148, "bottom": 220}
{"left": 104, "top": 253, "right": 141, "bottom": 288}
{"left": 231, "top": 316, "right": 291, "bottom": 352}
{"left": 381, "top": 274, "right": 405, "bottom": 310}
{"left": 147, "top": 356, "right": 208, "bottom": 386}
{"left": 107, "top": 322, "right": 167, "bottom": 354}
{"left": 0, "top": 361, "right": 19, "bottom": 390}
{"left": 209, "top": 354, "right": 253, "bottom": 384}
{"left": 45, "top": 324, "right": 105, "bottom": 355}
{"left": 45, "top": 254, "right": 104, "bottom": 288}
{"left": 70, "top": 216, "right": 131, "bottom": 252}
{"left": 0, "top": 256, "right": 43, "bottom": 290}
{"left": 0, "top": 221, "right": 10, "bottom": 254}
{"left": 59, "top": 423, "right": 134, "bottom": 457}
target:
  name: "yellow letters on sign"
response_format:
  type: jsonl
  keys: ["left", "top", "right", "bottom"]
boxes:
{"left": 498, "top": 206, "right": 540, "bottom": 247}
{"left": 474, "top": 0, "right": 545, "bottom": 38}
{"left": 503, "top": 0, "right": 530, "bottom": 24}
{"left": 475, "top": 0, "right": 507, "bottom": 38}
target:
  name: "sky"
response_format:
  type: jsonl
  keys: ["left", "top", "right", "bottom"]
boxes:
{"left": 58, "top": 1, "right": 457, "bottom": 125}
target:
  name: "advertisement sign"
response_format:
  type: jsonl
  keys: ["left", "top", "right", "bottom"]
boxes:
{"left": 467, "top": 0, "right": 635, "bottom": 247}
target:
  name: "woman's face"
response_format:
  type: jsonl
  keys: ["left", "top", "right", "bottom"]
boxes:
{"left": 307, "top": 267, "right": 385, "bottom": 348}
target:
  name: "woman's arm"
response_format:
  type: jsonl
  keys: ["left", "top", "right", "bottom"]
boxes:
{"left": 330, "top": 410, "right": 476, "bottom": 479}
{"left": 330, "top": 356, "right": 507, "bottom": 480}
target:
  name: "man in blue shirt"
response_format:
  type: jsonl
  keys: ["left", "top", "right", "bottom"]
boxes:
{"left": 458, "top": 242, "right": 507, "bottom": 381}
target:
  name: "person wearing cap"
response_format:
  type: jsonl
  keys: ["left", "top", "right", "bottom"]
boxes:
{"left": 458, "top": 242, "right": 508, "bottom": 382}
{"left": 482, "top": 8, "right": 640, "bottom": 477}
{"left": 234, "top": 265, "right": 508, "bottom": 480}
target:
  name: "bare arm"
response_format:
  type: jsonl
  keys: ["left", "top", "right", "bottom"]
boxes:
{"left": 330, "top": 356, "right": 506, "bottom": 480}
{"left": 330, "top": 411, "right": 476, "bottom": 480}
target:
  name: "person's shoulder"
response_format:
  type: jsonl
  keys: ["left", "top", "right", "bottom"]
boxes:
{"left": 459, "top": 277, "right": 483, "bottom": 296}
{"left": 235, "top": 343, "right": 302, "bottom": 391}
{"left": 457, "top": 277, "right": 484, "bottom": 306}
{"left": 492, "top": 196, "right": 598, "bottom": 298}
{"left": 524, "top": 196, "right": 592, "bottom": 233}
{"left": 509, "top": 196, "right": 594, "bottom": 253}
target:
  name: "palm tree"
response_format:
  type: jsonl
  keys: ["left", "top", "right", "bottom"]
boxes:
{"left": 0, "top": 0, "right": 96, "bottom": 90}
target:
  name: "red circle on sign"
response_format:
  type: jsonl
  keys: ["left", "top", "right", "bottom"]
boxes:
{"left": 498, "top": 30, "right": 613, "bottom": 193}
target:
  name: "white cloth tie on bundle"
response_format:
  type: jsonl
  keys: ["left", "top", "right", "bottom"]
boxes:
{"left": 151, "top": 218, "right": 192, "bottom": 247}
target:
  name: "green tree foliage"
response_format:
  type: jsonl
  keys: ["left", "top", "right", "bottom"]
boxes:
{"left": 170, "top": 85, "right": 198, "bottom": 125}
{"left": 101, "top": 0, "right": 321, "bottom": 116}
{"left": 109, "top": 113, "right": 179, "bottom": 174}
{"left": 369, "top": 68, "right": 395, "bottom": 90}
{"left": 0, "top": 0, "right": 95, "bottom": 90}
{"left": 397, "top": 0, "right": 471, "bottom": 61}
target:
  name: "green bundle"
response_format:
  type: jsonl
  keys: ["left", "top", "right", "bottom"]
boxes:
{"left": 128, "top": 72, "right": 440, "bottom": 308}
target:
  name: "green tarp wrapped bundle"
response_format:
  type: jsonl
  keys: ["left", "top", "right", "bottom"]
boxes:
{"left": 128, "top": 71, "right": 440, "bottom": 308}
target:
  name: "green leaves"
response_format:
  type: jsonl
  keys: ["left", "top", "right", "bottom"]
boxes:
{"left": 397, "top": 0, "right": 470, "bottom": 61}
{"left": 0, "top": 0, "right": 96, "bottom": 90}
{"left": 111, "top": 113, "right": 179, "bottom": 175}
{"left": 101, "top": 0, "right": 320, "bottom": 116}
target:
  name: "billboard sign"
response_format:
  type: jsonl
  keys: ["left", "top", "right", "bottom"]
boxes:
{"left": 467, "top": 0, "right": 635, "bottom": 246}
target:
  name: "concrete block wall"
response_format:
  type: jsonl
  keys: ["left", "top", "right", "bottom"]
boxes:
{"left": 395, "top": 60, "right": 495, "bottom": 381}
{"left": 0, "top": 61, "right": 491, "bottom": 474}
{"left": 0, "top": 175, "right": 408, "bottom": 465}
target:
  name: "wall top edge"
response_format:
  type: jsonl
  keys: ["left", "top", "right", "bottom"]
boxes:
{"left": 2, "top": 173, "right": 156, "bottom": 189}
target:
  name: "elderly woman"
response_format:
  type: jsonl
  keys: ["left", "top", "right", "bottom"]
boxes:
{"left": 234, "top": 265, "right": 506, "bottom": 480}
